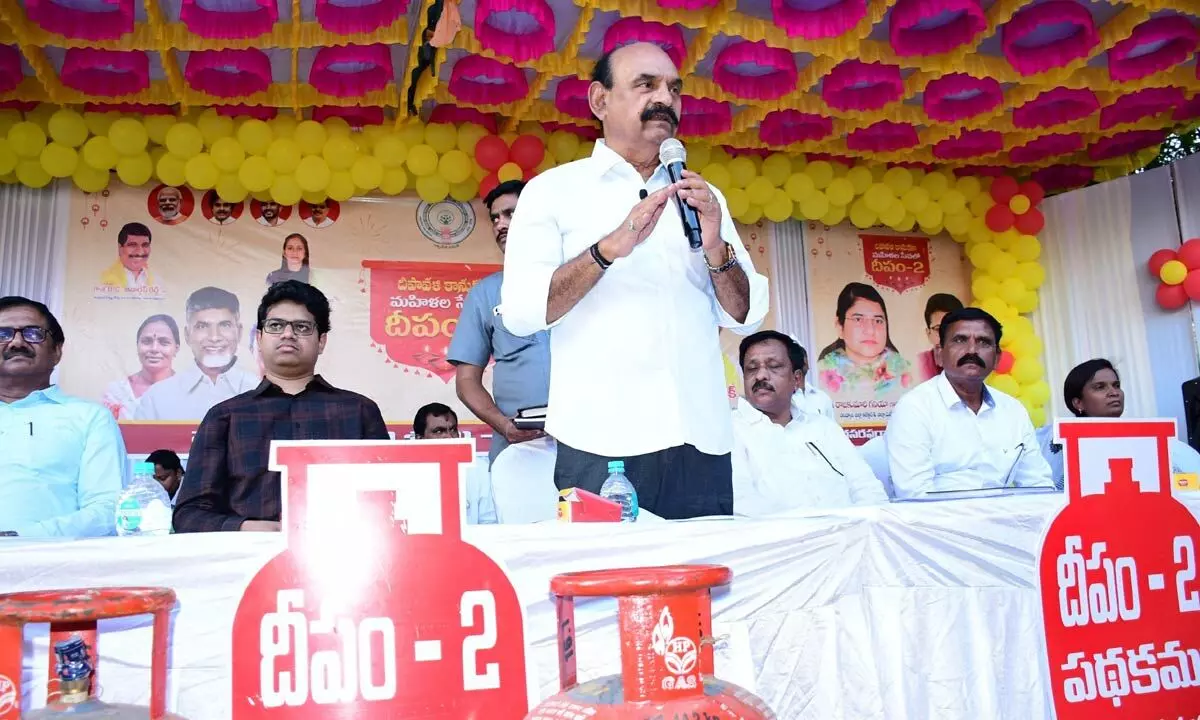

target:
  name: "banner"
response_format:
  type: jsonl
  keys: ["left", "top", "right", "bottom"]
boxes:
{"left": 60, "top": 185, "right": 775, "bottom": 451}
{"left": 805, "top": 222, "right": 970, "bottom": 442}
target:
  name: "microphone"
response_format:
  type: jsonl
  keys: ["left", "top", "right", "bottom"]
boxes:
{"left": 639, "top": 189, "right": 648, "bottom": 200}
{"left": 659, "top": 138, "right": 703, "bottom": 251}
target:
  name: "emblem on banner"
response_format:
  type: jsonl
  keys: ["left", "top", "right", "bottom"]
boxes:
{"left": 416, "top": 200, "right": 476, "bottom": 249}
{"left": 859, "top": 234, "right": 931, "bottom": 294}
{"left": 1037, "top": 419, "right": 1200, "bottom": 719}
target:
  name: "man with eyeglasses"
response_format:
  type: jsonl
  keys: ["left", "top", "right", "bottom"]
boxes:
{"left": 0, "top": 296, "right": 126, "bottom": 537}
{"left": 173, "top": 281, "right": 390, "bottom": 533}
{"left": 730, "top": 330, "right": 885, "bottom": 516}
{"left": 886, "top": 307, "right": 1051, "bottom": 498}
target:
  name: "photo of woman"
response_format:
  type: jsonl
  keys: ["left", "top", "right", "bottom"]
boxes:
{"left": 265, "top": 233, "right": 314, "bottom": 286}
{"left": 817, "top": 282, "right": 912, "bottom": 397}
{"left": 102, "top": 314, "right": 180, "bottom": 419}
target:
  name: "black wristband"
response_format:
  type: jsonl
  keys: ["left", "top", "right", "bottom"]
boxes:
{"left": 589, "top": 242, "right": 613, "bottom": 270}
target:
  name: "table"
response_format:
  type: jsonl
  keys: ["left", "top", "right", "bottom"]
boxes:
{"left": 4, "top": 495, "right": 1197, "bottom": 719}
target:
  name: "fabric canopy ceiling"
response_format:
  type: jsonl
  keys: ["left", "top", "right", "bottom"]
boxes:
{"left": 1, "top": 0, "right": 1198, "bottom": 186}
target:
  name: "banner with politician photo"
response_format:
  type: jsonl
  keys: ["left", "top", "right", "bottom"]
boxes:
{"left": 805, "top": 222, "right": 971, "bottom": 442}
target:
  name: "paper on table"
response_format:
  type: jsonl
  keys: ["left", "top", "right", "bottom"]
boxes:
{"left": 711, "top": 620, "right": 756, "bottom": 694}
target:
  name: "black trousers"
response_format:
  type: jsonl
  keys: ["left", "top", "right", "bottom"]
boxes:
{"left": 554, "top": 442, "right": 733, "bottom": 520}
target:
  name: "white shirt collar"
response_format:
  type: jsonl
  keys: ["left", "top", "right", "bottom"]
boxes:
{"left": 933, "top": 372, "right": 996, "bottom": 413}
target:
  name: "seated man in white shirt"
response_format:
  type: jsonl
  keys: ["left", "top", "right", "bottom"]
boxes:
{"left": 732, "top": 331, "right": 887, "bottom": 516}
{"left": 886, "top": 307, "right": 1052, "bottom": 498}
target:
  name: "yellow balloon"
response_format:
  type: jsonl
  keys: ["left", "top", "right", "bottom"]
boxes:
{"left": 821, "top": 203, "right": 847, "bottom": 226}
{"left": 0, "top": 139, "right": 17, "bottom": 176}
{"left": 939, "top": 189, "right": 966, "bottom": 215}
{"left": 210, "top": 137, "right": 245, "bottom": 173}
{"left": 9, "top": 122, "right": 46, "bottom": 158}
{"left": 739, "top": 204, "right": 763, "bottom": 225}
{"left": 763, "top": 189, "right": 793, "bottom": 222}
{"left": 1009, "top": 194, "right": 1031, "bottom": 215}
{"left": 1015, "top": 290, "right": 1039, "bottom": 314}
{"left": 269, "top": 114, "right": 298, "bottom": 139}
{"left": 398, "top": 121, "right": 427, "bottom": 148}
{"left": 804, "top": 160, "right": 834, "bottom": 189}
{"left": 746, "top": 176, "right": 773, "bottom": 205}
{"left": 16, "top": 159, "right": 51, "bottom": 188}
{"left": 267, "top": 138, "right": 302, "bottom": 175}
{"left": 969, "top": 191, "right": 994, "bottom": 216}
{"left": 895, "top": 213, "right": 916, "bottom": 232}
{"left": 216, "top": 173, "right": 248, "bottom": 203}
{"left": 406, "top": 144, "right": 439, "bottom": 177}
{"left": 846, "top": 165, "right": 873, "bottom": 195}
{"left": 956, "top": 175, "right": 982, "bottom": 201}
{"left": 294, "top": 121, "right": 328, "bottom": 156}
{"left": 295, "top": 155, "right": 332, "bottom": 193}
{"left": 379, "top": 167, "right": 409, "bottom": 195}
{"left": 880, "top": 199, "right": 906, "bottom": 228}
{"left": 901, "top": 186, "right": 930, "bottom": 214}
{"left": 998, "top": 277, "right": 1026, "bottom": 305}
{"left": 71, "top": 161, "right": 108, "bottom": 193}
{"left": 688, "top": 143, "right": 711, "bottom": 171}
{"left": 165, "top": 123, "right": 203, "bottom": 158}
{"left": 849, "top": 198, "right": 877, "bottom": 229}
{"left": 987, "top": 373, "right": 1021, "bottom": 398}
{"left": 977, "top": 297, "right": 1014, "bottom": 325}
{"left": 82, "top": 136, "right": 119, "bottom": 170}
{"left": 497, "top": 161, "right": 523, "bottom": 183}
{"left": 799, "top": 192, "right": 830, "bottom": 220}
{"left": 1016, "top": 261, "right": 1046, "bottom": 290}
{"left": 327, "top": 170, "right": 356, "bottom": 201}
{"left": 968, "top": 217, "right": 992, "bottom": 245}
{"left": 155, "top": 153, "right": 187, "bottom": 186}
{"left": 864, "top": 183, "right": 894, "bottom": 214}
{"left": 424, "top": 123, "right": 458, "bottom": 154}
{"left": 703, "top": 164, "right": 732, "bottom": 193}
{"left": 450, "top": 178, "right": 479, "bottom": 202}
{"left": 416, "top": 173, "right": 449, "bottom": 203}
{"left": 1012, "top": 234, "right": 1042, "bottom": 262}
{"left": 1007, "top": 315, "right": 1035, "bottom": 342}
{"left": 351, "top": 155, "right": 384, "bottom": 190}
{"left": 1027, "top": 406, "right": 1046, "bottom": 428}
{"left": 548, "top": 131, "right": 579, "bottom": 163}
{"left": 456, "top": 123, "right": 489, "bottom": 155}
{"left": 39, "top": 142, "right": 78, "bottom": 178}
{"left": 971, "top": 274, "right": 1000, "bottom": 302}
{"left": 321, "top": 116, "right": 352, "bottom": 138}
{"left": 185, "top": 153, "right": 219, "bottom": 190}
{"left": 944, "top": 211, "right": 971, "bottom": 237}
{"left": 237, "top": 119, "right": 274, "bottom": 156}
{"left": 991, "top": 228, "right": 1018, "bottom": 250}
{"left": 707, "top": 147, "right": 731, "bottom": 169}
{"left": 197, "top": 109, "right": 234, "bottom": 146}
{"left": 1161, "top": 259, "right": 1188, "bottom": 285}
{"left": 437, "top": 149, "right": 471, "bottom": 184}
{"left": 142, "top": 115, "right": 175, "bottom": 146}
{"left": 784, "top": 172, "right": 816, "bottom": 202}
{"left": 728, "top": 156, "right": 757, "bottom": 188}
{"left": 1012, "top": 357, "right": 1044, "bottom": 385}
{"left": 968, "top": 241, "right": 1000, "bottom": 269}
{"left": 762, "top": 153, "right": 792, "bottom": 187}
{"left": 825, "top": 177, "right": 854, "bottom": 207}
{"left": 115, "top": 150, "right": 152, "bottom": 186}
{"left": 238, "top": 155, "right": 275, "bottom": 193}
{"left": 725, "top": 187, "right": 750, "bottom": 217}
{"left": 920, "top": 171, "right": 950, "bottom": 199}
{"left": 82, "top": 111, "right": 118, "bottom": 137}
{"left": 108, "top": 118, "right": 148, "bottom": 156}
{"left": 322, "top": 135, "right": 358, "bottom": 171}
{"left": 48, "top": 109, "right": 88, "bottom": 148}
{"left": 373, "top": 134, "right": 408, "bottom": 169}
{"left": 882, "top": 166, "right": 914, "bottom": 195}
{"left": 916, "top": 203, "right": 943, "bottom": 231}
{"left": 268, "top": 174, "right": 302, "bottom": 205}
{"left": 989, "top": 251, "right": 1018, "bottom": 279}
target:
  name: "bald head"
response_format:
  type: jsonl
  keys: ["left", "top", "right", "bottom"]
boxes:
{"left": 588, "top": 42, "right": 681, "bottom": 160}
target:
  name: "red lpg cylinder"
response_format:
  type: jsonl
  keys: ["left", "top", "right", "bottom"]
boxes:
{"left": 0, "top": 587, "right": 185, "bottom": 719}
{"left": 526, "top": 564, "right": 776, "bottom": 719}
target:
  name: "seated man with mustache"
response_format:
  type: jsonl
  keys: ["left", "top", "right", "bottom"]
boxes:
{"left": 885, "top": 307, "right": 1052, "bottom": 498}
{"left": 731, "top": 331, "right": 886, "bottom": 516}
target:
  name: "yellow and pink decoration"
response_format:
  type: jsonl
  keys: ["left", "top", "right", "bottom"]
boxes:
{"left": 1149, "top": 239, "right": 1200, "bottom": 311}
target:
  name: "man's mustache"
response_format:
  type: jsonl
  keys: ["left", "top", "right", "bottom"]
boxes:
{"left": 641, "top": 104, "right": 679, "bottom": 127}
{"left": 752, "top": 379, "right": 774, "bottom": 393}
{"left": 958, "top": 354, "right": 986, "bottom": 368}
{"left": 2, "top": 347, "right": 34, "bottom": 360}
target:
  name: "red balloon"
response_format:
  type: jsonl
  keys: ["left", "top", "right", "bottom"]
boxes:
{"left": 1148, "top": 248, "right": 1179, "bottom": 278}
{"left": 986, "top": 204, "right": 1015, "bottom": 232}
{"left": 997, "top": 350, "right": 1015, "bottom": 374}
{"left": 479, "top": 171, "right": 500, "bottom": 199}
{"left": 509, "top": 135, "right": 545, "bottom": 171}
{"left": 1178, "top": 237, "right": 1200, "bottom": 270}
{"left": 1018, "top": 180, "right": 1045, "bottom": 207}
{"left": 474, "top": 135, "right": 510, "bottom": 172}
{"left": 1157, "top": 282, "right": 1189, "bottom": 310}
{"left": 1013, "top": 207, "right": 1045, "bottom": 235}
{"left": 991, "top": 176, "right": 1020, "bottom": 204}
{"left": 1185, "top": 270, "right": 1200, "bottom": 302}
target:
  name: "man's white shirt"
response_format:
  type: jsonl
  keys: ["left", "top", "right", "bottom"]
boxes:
{"left": 885, "top": 372, "right": 1053, "bottom": 498}
{"left": 731, "top": 396, "right": 886, "bottom": 516}
{"left": 501, "top": 140, "right": 769, "bottom": 457}
{"left": 125, "top": 268, "right": 148, "bottom": 288}
{"left": 134, "top": 364, "right": 259, "bottom": 421}
{"left": 794, "top": 384, "right": 835, "bottom": 419}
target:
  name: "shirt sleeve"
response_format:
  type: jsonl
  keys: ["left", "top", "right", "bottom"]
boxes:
{"left": 500, "top": 175, "right": 566, "bottom": 337}
{"left": 172, "top": 407, "right": 245, "bottom": 532}
{"left": 447, "top": 284, "right": 493, "bottom": 367}
{"left": 1012, "top": 407, "right": 1053, "bottom": 488}
{"left": 710, "top": 186, "right": 769, "bottom": 335}
{"left": 361, "top": 398, "right": 391, "bottom": 440}
{"left": 20, "top": 407, "right": 125, "bottom": 538}
{"left": 885, "top": 395, "right": 937, "bottom": 499}
{"left": 822, "top": 420, "right": 888, "bottom": 505}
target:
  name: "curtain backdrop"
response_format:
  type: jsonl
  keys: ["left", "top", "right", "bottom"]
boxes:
{"left": 1037, "top": 166, "right": 1196, "bottom": 431}
{"left": 0, "top": 181, "right": 70, "bottom": 316}
{"left": 1173, "top": 153, "right": 1200, "bottom": 361}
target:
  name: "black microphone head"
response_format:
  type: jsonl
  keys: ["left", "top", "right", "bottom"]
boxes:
{"left": 659, "top": 138, "right": 686, "bottom": 167}
{"left": 639, "top": 189, "right": 648, "bottom": 200}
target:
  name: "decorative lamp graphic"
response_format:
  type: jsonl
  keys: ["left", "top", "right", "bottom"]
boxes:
{"left": 525, "top": 564, "right": 776, "bottom": 719}
{"left": 1037, "top": 419, "right": 1200, "bottom": 719}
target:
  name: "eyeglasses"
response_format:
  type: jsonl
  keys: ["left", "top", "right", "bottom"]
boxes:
{"left": 0, "top": 326, "right": 47, "bottom": 344}
{"left": 261, "top": 319, "right": 317, "bottom": 336}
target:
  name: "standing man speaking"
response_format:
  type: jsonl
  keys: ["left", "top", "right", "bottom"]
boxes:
{"left": 501, "top": 42, "right": 769, "bottom": 519}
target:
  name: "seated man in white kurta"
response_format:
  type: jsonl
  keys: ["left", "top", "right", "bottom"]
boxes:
{"left": 732, "top": 331, "right": 887, "bottom": 516}
{"left": 886, "top": 307, "right": 1052, "bottom": 498}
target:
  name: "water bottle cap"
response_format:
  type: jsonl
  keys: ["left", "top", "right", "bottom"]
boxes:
{"left": 134, "top": 461, "right": 155, "bottom": 474}
{"left": 607, "top": 460, "right": 625, "bottom": 472}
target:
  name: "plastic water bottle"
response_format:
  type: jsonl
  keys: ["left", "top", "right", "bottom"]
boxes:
{"left": 115, "top": 462, "right": 173, "bottom": 536}
{"left": 599, "top": 460, "right": 638, "bottom": 522}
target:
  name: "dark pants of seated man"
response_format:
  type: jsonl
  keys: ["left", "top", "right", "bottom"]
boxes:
{"left": 554, "top": 442, "right": 733, "bottom": 520}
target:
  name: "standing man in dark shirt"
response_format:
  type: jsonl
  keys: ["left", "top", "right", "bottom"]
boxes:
{"left": 173, "top": 281, "right": 390, "bottom": 532}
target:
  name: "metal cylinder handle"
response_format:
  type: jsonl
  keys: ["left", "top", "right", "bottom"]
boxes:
{"left": 550, "top": 564, "right": 732, "bottom": 598}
